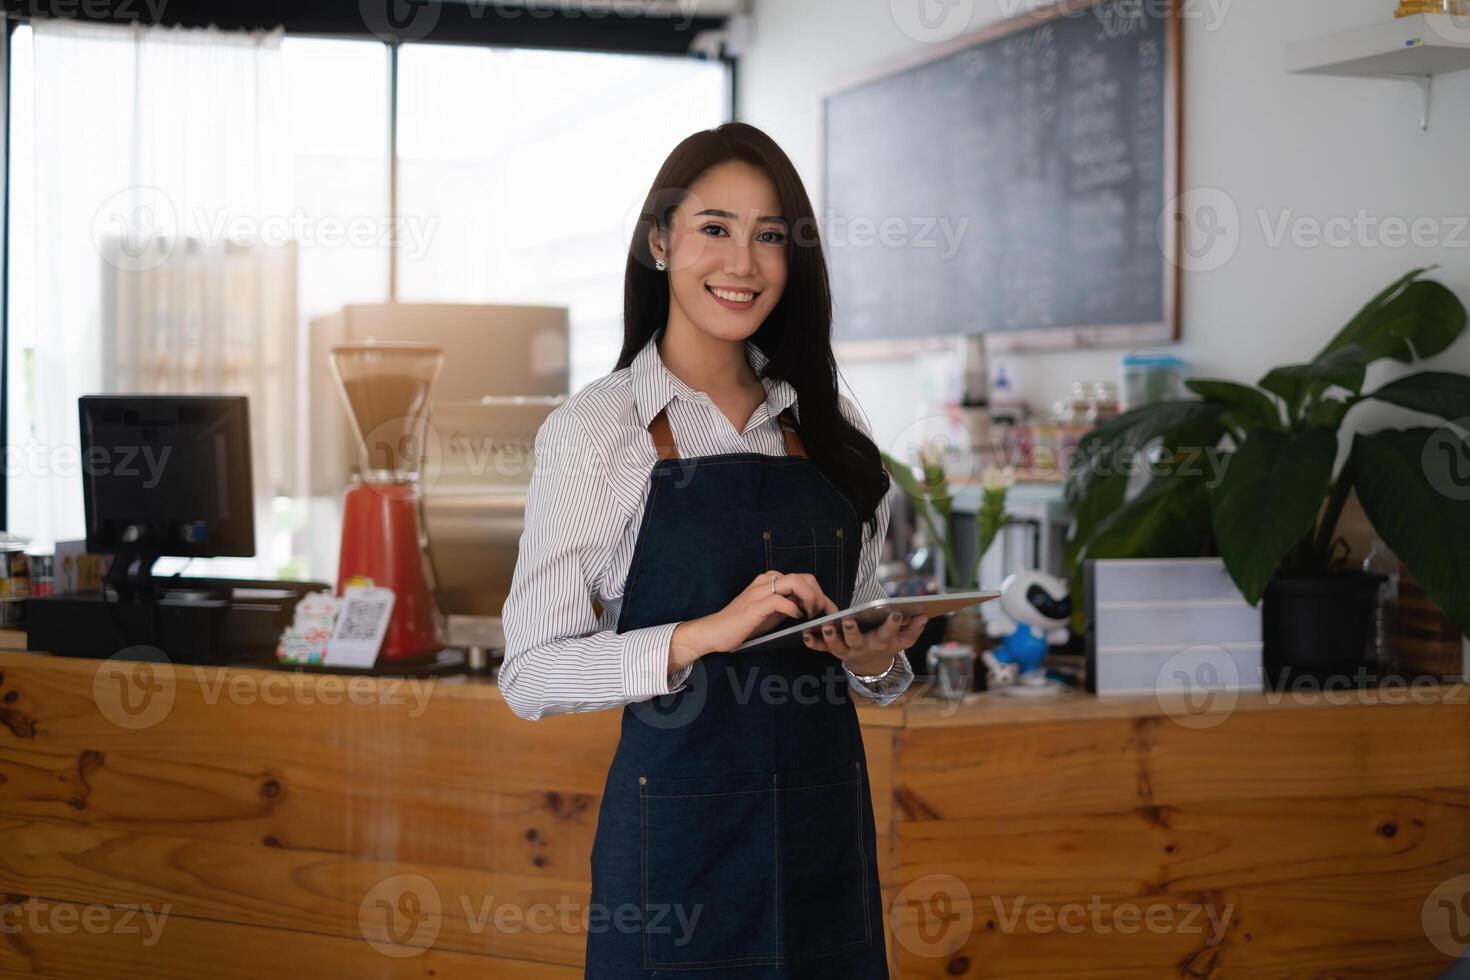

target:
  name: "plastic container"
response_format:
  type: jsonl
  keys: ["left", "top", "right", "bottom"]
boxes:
{"left": 1119, "top": 352, "right": 1186, "bottom": 411}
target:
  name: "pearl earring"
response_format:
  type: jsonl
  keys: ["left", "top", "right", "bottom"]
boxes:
{"left": 655, "top": 257, "right": 667, "bottom": 271}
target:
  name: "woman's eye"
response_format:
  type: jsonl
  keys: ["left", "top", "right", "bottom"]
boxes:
{"left": 758, "top": 230, "right": 787, "bottom": 245}
{"left": 699, "top": 224, "right": 729, "bottom": 237}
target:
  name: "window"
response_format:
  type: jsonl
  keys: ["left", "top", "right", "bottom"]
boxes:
{"left": 396, "top": 44, "right": 728, "bottom": 387}
{"left": 5, "top": 22, "right": 729, "bottom": 579}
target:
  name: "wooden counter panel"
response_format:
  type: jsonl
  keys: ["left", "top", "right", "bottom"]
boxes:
{"left": 886, "top": 697, "right": 1470, "bottom": 977}
{"left": 0, "top": 898, "right": 579, "bottom": 979}
{"left": 0, "top": 741, "right": 602, "bottom": 881}
{"left": 892, "top": 788, "right": 1467, "bottom": 896}
{"left": 0, "top": 814, "right": 593, "bottom": 965}
{"left": 4, "top": 653, "right": 1466, "bottom": 977}
{"left": 0, "top": 656, "right": 617, "bottom": 877}
{"left": 891, "top": 701, "right": 1470, "bottom": 820}
{"left": 887, "top": 861, "right": 1464, "bottom": 978}
{"left": 0, "top": 656, "right": 620, "bottom": 793}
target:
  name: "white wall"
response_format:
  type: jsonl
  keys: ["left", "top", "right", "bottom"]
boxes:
{"left": 737, "top": 0, "right": 1470, "bottom": 453}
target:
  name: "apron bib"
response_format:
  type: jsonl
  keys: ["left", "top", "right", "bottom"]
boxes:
{"left": 584, "top": 407, "right": 889, "bottom": 979}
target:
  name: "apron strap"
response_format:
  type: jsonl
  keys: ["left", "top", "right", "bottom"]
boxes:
{"left": 776, "top": 408, "right": 807, "bottom": 458}
{"left": 648, "top": 406, "right": 679, "bottom": 460}
{"left": 646, "top": 406, "right": 807, "bottom": 459}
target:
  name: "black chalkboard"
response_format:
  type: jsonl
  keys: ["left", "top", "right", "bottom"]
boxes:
{"left": 824, "top": 0, "right": 1179, "bottom": 346}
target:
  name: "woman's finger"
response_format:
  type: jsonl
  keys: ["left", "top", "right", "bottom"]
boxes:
{"left": 782, "top": 575, "right": 821, "bottom": 618}
{"left": 797, "top": 574, "right": 837, "bottom": 616}
{"left": 896, "top": 615, "right": 929, "bottom": 646}
{"left": 819, "top": 621, "right": 849, "bottom": 656}
{"left": 838, "top": 618, "right": 868, "bottom": 651}
{"left": 762, "top": 594, "right": 802, "bottom": 621}
{"left": 870, "top": 612, "right": 904, "bottom": 645}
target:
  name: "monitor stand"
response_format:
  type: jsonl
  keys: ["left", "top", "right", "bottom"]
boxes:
{"left": 105, "top": 546, "right": 165, "bottom": 603}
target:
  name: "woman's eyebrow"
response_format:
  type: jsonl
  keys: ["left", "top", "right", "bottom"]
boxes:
{"left": 694, "top": 208, "right": 788, "bottom": 226}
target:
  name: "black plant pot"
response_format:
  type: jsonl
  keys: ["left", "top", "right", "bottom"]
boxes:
{"left": 1262, "top": 571, "right": 1385, "bottom": 692}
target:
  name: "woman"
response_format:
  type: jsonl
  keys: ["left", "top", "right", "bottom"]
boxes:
{"left": 500, "top": 121, "right": 928, "bottom": 979}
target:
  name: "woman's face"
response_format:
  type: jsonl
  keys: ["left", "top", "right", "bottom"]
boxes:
{"left": 651, "top": 160, "right": 789, "bottom": 344}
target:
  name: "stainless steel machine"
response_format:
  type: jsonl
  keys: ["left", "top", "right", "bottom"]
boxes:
{"left": 309, "top": 303, "right": 569, "bottom": 667}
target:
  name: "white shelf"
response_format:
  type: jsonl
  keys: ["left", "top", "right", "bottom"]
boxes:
{"left": 1286, "top": 14, "right": 1470, "bottom": 77}
{"left": 1285, "top": 15, "right": 1470, "bottom": 129}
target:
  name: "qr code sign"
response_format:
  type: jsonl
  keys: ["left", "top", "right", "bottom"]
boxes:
{"left": 325, "top": 586, "right": 396, "bottom": 667}
{"left": 338, "top": 594, "right": 392, "bottom": 642}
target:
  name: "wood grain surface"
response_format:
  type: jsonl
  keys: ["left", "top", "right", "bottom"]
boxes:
{"left": 0, "top": 652, "right": 1464, "bottom": 978}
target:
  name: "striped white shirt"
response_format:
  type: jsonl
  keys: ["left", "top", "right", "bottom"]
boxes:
{"left": 498, "top": 332, "right": 914, "bottom": 721}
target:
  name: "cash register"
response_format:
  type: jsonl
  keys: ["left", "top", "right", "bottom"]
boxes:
{"left": 26, "top": 395, "right": 329, "bottom": 664}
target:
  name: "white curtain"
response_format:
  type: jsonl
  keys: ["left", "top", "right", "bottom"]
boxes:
{"left": 9, "top": 19, "right": 294, "bottom": 565}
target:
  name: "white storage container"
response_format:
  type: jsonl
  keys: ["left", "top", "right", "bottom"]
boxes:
{"left": 1085, "top": 558, "right": 1264, "bottom": 696}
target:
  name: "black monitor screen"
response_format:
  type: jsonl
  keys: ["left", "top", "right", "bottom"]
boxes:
{"left": 79, "top": 395, "right": 254, "bottom": 559}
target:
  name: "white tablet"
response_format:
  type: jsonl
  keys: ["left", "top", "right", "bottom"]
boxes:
{"left": 732, "top": 590, "right": 1000, "bottom": 653}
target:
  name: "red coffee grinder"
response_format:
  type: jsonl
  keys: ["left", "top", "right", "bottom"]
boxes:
{"left": 330, "top": 341, "right": 444, "bottom": 662}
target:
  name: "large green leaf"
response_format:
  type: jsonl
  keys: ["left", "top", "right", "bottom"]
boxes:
{"left": 1065, "top": 400, "right": 1225, "bottom": 511}
{"left": 1075, "top": 469, "right": 1215, "bottom": 565}
{"left": 1363, "top": 372, "right": 1470, "bottom": 423}
{"left": 1317, "top": 267, "right": 1427, "bottom": 358}
{"left": 1319, "top": 272, "right": 1466, "bottom": 364}
{"left": 1065, "top": 468, "right": 1126, "bottom": 566}
{"left": 1259, "top": 345, "right": 1370, "bottom": 411}
{"left": 1353, "top": 429, "right": 1470, "bottom": 637}
{"left": 1185, "top": 378, "right": 1283, "bottom": 431}
{"left": 1065, "top": 400, "right": 1225, "bottom": 577}
{"left": 1210, "top": 428, "right": 1339, "bottom": 604}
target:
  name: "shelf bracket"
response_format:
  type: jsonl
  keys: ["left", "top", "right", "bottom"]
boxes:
{"left": 1387, "top": 73, "right": 1434, "bottom": 130}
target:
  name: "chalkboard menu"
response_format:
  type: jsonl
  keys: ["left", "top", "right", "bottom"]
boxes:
{"left": 824, "top": 0, "right": 1180, "bottom": 346}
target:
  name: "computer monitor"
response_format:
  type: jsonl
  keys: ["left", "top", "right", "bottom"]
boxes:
{"left": 79, "top": 395, "right": 254, "bottom": 590}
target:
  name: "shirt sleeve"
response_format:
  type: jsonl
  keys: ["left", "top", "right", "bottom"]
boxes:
{"left": 837, "top": 395, "right": 915, "bottom": 707}
{"left": 499, "top": 408, "right": 692, "bottom": 721}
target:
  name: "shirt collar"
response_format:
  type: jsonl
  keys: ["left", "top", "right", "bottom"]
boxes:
{"left": 630, "top": 330, "right": 799, "bottom": 430}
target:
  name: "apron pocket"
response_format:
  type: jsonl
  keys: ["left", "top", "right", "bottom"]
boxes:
{"left": 776, "top": 760, "right": 874, "bottom": 961}
{"left": 639, "top": 769, "right": 780, "bottom": 969}
{"left": 764, "top": 524, "right": 846, "bottom": 610}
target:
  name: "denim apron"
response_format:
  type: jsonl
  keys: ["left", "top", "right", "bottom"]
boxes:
{"left": 584, "top": 406, "right": 889, "bottom": 979}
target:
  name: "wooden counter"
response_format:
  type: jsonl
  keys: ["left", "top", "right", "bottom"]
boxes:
{"left": 0, "top": 650, "right": 1465, "bottom": 978}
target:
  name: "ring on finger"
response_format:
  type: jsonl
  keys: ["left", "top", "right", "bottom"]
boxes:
{"left": 770, "top": 573, "right": 778, "bottom": 594}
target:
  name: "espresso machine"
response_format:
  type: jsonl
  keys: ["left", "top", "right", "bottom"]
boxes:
{"left": 310, "top": 303, "right": 570, "bottom": 669}
{"left": 330, "top": 341, "right": 445, "bottom": 663}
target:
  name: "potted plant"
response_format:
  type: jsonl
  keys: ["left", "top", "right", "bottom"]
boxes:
{"left": 881, "top": 444, "right": 1014, "bottom": 651}
{"left": 1065, "top": 268, "right": 1469, "bottom": 688}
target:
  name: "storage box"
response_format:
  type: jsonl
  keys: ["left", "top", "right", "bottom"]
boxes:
{"left": 1085, "top": 558, "right": 1264, "bottom": 695}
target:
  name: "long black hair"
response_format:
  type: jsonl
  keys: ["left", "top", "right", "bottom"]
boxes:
{"left": 616, "top": 122, "right": 889, "bottom": 538}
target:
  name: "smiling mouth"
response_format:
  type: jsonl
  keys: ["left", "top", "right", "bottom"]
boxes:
{"left": 706, "top": 284, "right": 760, "bottom": 304}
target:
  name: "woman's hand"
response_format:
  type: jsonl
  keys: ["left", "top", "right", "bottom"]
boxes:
{"left": 803, "top": 611, "right": 928, "bottom": 677}
{"left": 671, "top": 571, "right": 837, "bottom": 667}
